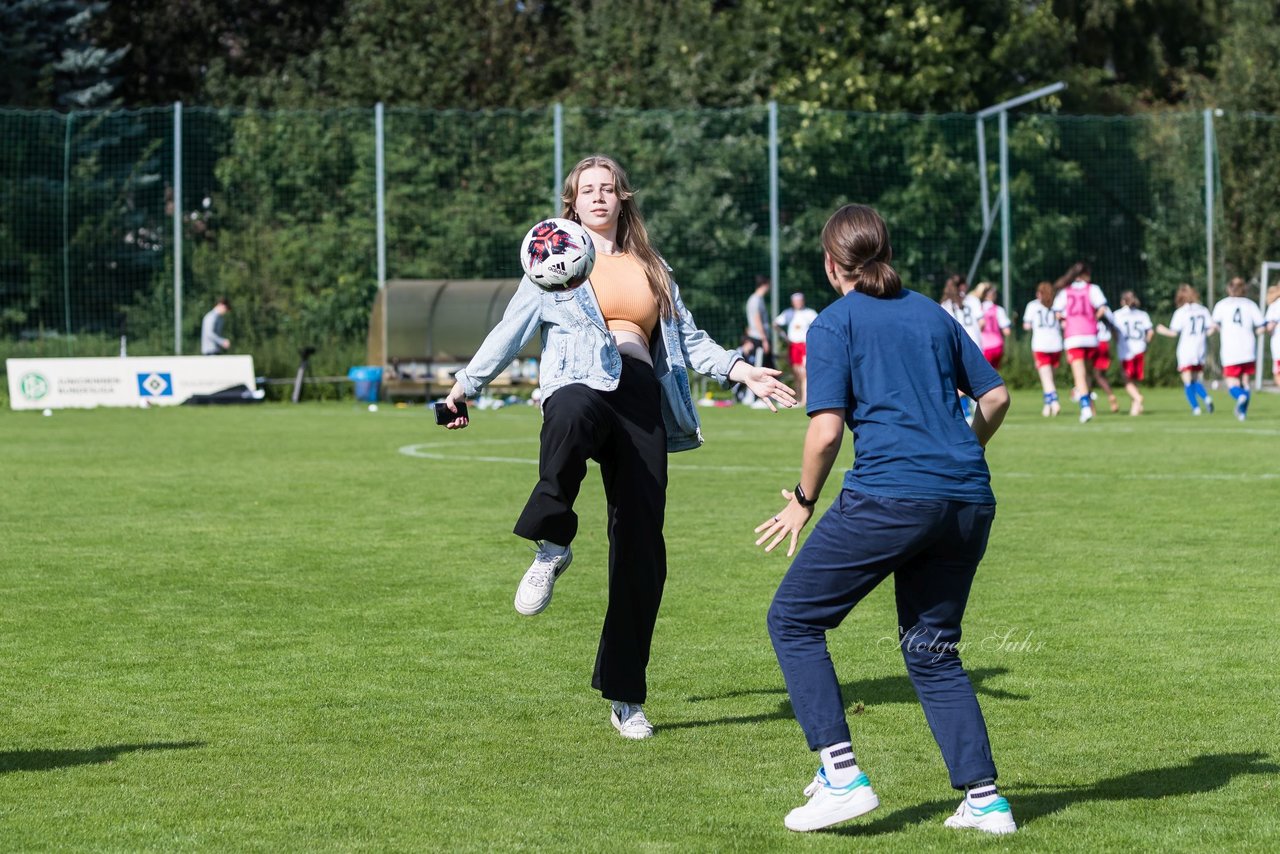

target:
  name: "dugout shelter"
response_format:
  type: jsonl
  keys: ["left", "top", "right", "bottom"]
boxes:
{"left": 366, "top": 279, "right": 539, "bottom": 398}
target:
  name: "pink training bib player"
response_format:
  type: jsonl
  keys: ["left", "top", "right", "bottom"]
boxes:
{"left": 1061, "top": 283, "right": 1099, "bottom": 342}
{"left": 980, "top": 305, "right": 1004, "bottom": 351}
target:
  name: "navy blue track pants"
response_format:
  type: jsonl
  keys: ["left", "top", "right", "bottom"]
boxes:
{"left": 767, "top": 489, "right": 998, "bottom": 789}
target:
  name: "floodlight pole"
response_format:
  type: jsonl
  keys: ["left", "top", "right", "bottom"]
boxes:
{"left": 970, "top": 82, "right": 1066, "bottom": 309}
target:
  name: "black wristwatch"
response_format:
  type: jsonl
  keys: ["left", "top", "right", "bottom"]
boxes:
{"left": 794, "top": 482, "right": 817, "bottom": 508}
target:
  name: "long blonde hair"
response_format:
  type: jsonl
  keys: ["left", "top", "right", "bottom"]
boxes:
{"left": 561, "top": 154, "right": 674, "bottom": 320}
{"left": 1175, "top": 283, "right": 1201, "bottom": 308}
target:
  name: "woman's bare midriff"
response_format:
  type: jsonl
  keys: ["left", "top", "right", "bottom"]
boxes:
{"left": 612, "top": 330, "right": 653, "bottom": 367}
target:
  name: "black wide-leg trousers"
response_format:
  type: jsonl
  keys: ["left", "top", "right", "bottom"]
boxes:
{"left": 513, "top": 356, "right": 668, "bottom": 704}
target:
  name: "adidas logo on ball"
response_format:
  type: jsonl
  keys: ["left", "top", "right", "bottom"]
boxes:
{"left": 520, "top": 218, "right": 595, "bottom": 291}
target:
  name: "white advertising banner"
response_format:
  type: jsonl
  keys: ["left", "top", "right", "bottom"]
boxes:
{"left": 7, "top": 356, "right": 258, "bottom": 410}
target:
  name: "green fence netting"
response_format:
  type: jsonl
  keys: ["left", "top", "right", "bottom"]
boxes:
{"left": 0, "top": 104, "right": 1268, "bottom": 382}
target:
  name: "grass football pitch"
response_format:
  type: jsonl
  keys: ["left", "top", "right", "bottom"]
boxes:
{"left": 1, "top": 389, "right": 1277, "bottom": 851}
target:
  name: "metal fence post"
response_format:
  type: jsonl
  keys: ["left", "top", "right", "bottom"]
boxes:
{"left": 976, "top": 117, "right": 989, "bottom": 228}
{"left": 553, "top": 103, "right": 563, "bottom": 213}
{"left": 173, "top": 101, "right": 183, "bottom": 354}
{"left": 1204, "top": 108, "right": 1215, "bottom": 308}
{"left": 63, "top": 111, "right": 72, "bottom": 344}
{"left": 998, "top": 109, "right": 1011, "bottom": 312}
{"left": 768, "top": 101, "right": 780, "bottom": 354}
{"left": 376, "top": 102, "right": 386, "bottom": 289}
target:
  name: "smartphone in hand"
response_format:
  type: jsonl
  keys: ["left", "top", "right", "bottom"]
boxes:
{"left": 434, "top": 400, "right": 468, "bottom": 426}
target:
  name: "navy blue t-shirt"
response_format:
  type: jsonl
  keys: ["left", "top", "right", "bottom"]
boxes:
{"left": 804, "top": 288, "right": 1004, "bottom": 504}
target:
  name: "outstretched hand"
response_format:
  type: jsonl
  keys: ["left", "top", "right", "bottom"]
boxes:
{"left": 740, "top": 367, "right": 797, "bottom": 412}
{"left": 753, "top": 488, "right": 813, "bottom": 557}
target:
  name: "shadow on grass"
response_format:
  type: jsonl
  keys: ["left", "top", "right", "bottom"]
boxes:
{"left": 0, "top": 741, "right": 206, "bottom": 774}
{"left": 668, "top": 667, "right": 1023, "bottom": 731}
{"left": 826, "top": 751, "right": 1279, "bottom": 836}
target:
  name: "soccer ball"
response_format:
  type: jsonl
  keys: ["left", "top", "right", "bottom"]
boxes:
{"left": 520, "top": 218, "right": 595, "bottom": 291}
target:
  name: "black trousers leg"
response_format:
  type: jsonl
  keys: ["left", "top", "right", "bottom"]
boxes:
{"left": 512, "top": 383, "right": 610, "bottom": 546}
{"left": 590, "top": 359, "right": 668, "bottom": 704}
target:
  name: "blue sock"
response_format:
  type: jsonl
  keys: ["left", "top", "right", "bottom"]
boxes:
{"left": 1240, "top": 390, "right": 1250, "bottom": 413}
{"left": 1043, "top": 391, "right": 1058, "bottom": 405}
{"left": 1229, "top": 386, "right": 1244, "bottom": 402}
{"left": 1184, "top": 384, "right": 1199, "bottom": 409}
{"left": 1079, "top": 395, "right": 1091, "bottom": 410}
{"left": 1191, "top": 381, "right": 1209, "bottom": 403}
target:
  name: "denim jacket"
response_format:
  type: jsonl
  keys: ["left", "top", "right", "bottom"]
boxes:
{"left": 455, "top": 275, "right": 741, "bottom": 452}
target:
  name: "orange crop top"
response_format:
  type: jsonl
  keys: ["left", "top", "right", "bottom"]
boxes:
{"left": 592, "top": 252, "right": 660, "bottom": 346}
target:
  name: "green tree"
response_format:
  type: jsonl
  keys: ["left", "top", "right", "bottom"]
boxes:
{"left": 0, "top": 0, "right": 124, "bottom": 108}
{"left": 96, "top": 0, "right": 344, "bottom": 106}
{"left": 1203, "top": 0, "right": 1280, "bottom": 281}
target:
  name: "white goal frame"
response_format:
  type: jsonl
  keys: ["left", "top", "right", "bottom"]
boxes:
{"left": 1260, "top": 261, "right": 1280, "bottom": 390}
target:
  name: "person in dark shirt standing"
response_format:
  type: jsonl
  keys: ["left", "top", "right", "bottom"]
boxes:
{"left": 754, "top": 204, "right": 1014, "bottom": 835}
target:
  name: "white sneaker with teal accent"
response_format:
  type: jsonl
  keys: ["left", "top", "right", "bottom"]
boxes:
{"left": 783, "top": 768, "right": 879, "bottom": 832}
{"left": 610, "top": 702, "right": 654, "bottom": 740}
{"left": 944, "top": 795, "right": 1017, "bottom": 834}
{"left": 513, "top": 544, "right": 572, "bottom": 616}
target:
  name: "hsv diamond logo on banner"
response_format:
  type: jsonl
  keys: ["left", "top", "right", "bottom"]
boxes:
{"left": 137, "top": 372, "right": 174, "bottom": 397}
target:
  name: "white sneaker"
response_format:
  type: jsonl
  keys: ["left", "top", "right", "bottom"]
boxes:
{"left": 944, "top": 795, "right": 1017, "bottom": 835}
{"left": 1235, "top": 396, "right": 1248, "bottom": 421}
{"left": 513, "top": 543, "right": 572, "bottom": 616}
{"left": 1079, "top": 405, "right": 1094, "bottom": 424}
{"left": 783, "top": 768, "right": 879, "bottom": 832}
{"left": 610, "top": 702, "right": 654, "bottom": 740}
{"left": 1192, "top": 406, "right": 1202, "bottom": 416}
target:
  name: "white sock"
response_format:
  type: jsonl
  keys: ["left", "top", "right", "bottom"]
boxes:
{"left": 819, "top": 742, "right": 859, "bottom": 787}
{"left": 966, "top": 779, "right": 999, "bottom": 807}
{"left": 538, "top": 540, "right": 568, "bottom": 556}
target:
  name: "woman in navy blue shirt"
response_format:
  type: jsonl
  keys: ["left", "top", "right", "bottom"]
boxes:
{"left": 754, "top": 204, "right": 1015, "bottom": 835}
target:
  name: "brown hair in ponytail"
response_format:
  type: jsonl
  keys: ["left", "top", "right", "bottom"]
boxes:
{"left": 1036, "top": 281, "right": 1054, "bottom": 307}
{"left": 821, "top": 204, "right": 902, "bottom": 298}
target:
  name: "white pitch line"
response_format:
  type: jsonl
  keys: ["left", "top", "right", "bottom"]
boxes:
{"left": 398, "top": 444, "right": 1279, "bottom": 481}
{"left": 1004, "top": 423, "right": 1280, "bottom": 437}
{"left": 1001, "top": 471, "right": 1278, "bottom": 482}
{"left": 398, "top": 443, "right": 796, "bottom": 473}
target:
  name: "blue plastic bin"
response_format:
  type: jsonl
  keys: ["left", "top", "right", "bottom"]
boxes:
{"left": 348, "top": 366, "right": 383, "bottom": 402}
